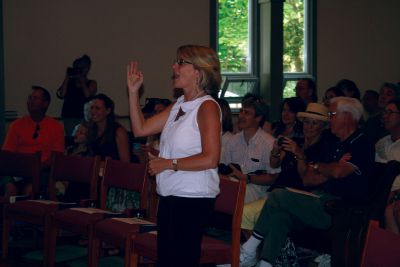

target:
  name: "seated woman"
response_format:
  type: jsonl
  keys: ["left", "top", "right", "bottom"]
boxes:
{"left": 86, "top": 93, "right": 138, "bottom": 212}
{"left": 271, "top": 97, "right": 305, "bottom": 139}
{"left": 241, "top": 103, "right": 332, "bottom": 239}
{"left": 377, "top": 99, "right": 400, "bottom": 233}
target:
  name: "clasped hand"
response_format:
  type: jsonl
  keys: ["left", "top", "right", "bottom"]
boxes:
{"left": 147, "top": 153, "right": 168, "bottom": 176}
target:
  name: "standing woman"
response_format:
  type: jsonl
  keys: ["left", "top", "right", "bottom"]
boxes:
{"left": 127, "top": 45, "right": 222, "bottom": 267}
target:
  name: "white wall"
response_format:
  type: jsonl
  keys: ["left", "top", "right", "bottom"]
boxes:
{"left": 317, "top": 0, "right": 400, "bottom": 96}
{"left": 3, "top": 0, "right": 210, "bottom": 117}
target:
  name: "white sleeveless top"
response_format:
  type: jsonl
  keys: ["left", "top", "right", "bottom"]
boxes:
{"left": 157, "top": 95, "right": 220, "bottom": 198}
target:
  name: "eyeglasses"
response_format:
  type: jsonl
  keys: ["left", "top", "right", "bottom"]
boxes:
{"left": 175, "top": 59, "right": 193, "bottom": 66}
{"left": 328, "top": 111, "right": 337, "bottom": 119}
{"left": 32, "top": 123, "right": 40, "bottom": 139}
{"left": 303, "top": 119, "right": 321, "bottom": 126}
{"left": 383, "top": 109, "right": 400, "bottom": 116}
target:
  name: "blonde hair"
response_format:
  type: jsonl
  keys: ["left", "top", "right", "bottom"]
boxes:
{"left": 177, "top": 45, "right": 222, "bottom": 97}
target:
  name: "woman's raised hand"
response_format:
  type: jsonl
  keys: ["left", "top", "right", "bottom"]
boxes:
{"left": 127, "top": 61, "right": 144, "bottom": 94}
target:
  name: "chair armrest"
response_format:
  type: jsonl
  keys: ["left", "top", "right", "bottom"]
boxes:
{"left": 8, "top": 195, "right": 31, "bottom": 203}
{"left": 80, "top": 198, "right": 97, "bottom": 208}
{"left": 103, "top": 212, "right": 126, "bottom": 219}
{"left": 124, "top": 208, "right": 147, "bottom": 218}
{"left": 58, "top": 202, "right": 79, "bottom": 210}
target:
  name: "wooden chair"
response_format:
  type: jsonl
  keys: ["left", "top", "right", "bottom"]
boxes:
{"left": 2, "top": 152, "right": 101, "bottom": 267}
{"left": 49, "top": 158, "right": 149, "bottom": 267}
{"left": 360, "top": 220, "right": 400, "bottom": 267}
{"left": 1, "top": 150, "right": 41, "bottom": 256}
{"left": 0, "top": 150, "right": 41, "bottom": 200}
{"left": 90, "top": 161, "right": 153, "bottom": 267}
{"left": 130, "top": 175, "right": 246, "bottom": 267}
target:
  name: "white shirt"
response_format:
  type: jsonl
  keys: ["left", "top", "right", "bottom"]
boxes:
{"left": 222, "top": 128, "right": 280, "bottom": 203}
{"left": 375, "top": 135, "right": 400, "bottom": 190}
{"left": 157, "top": 95, "right": 220, "bottom": 198}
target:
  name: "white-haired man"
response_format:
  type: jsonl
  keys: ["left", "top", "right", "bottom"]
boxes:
{"left": 240, "top": 97, "right": 375, "bottom": 267}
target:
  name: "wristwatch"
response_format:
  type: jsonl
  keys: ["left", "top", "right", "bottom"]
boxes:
{"left": 172, "top": 159, "right": 178, "bottom": 171}
{"left": 313, "top": 163, "right": 319, "bottom": 171}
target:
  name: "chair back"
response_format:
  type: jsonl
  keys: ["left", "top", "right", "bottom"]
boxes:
{"left": 360, "top": 220, "right": 400, "bottom": 267}
{"left": 47, "top": 152, "right": 101, "bottom": 200}
{"left": 368, "top": 161, "right": 400, "bottom": 224}
{"left": 214, "top": 175, "right": 246, "bottom": 265}
{"left": 100, "top": 158, "right": 149, "bottom": 210}
{"left": 0, "top": 150, "right": 41, "bottom": 196}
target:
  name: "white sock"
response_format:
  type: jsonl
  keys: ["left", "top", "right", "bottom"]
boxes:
{"left": 242, "top": 235, "right": 262, "bottom": 254}
{"left": 258, "top": 260, "right": 272, "bottom": 267}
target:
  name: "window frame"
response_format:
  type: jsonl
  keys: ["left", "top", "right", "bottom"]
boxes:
{"left": 211, "top": 0, "right": 260, "bottom": 103}
{"left": 282, "top": 0, "right": 316, "bottom": 97}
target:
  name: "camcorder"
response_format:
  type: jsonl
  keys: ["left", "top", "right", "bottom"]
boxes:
{"left": 67, "top": 67, "right": 82, "bottom": 78}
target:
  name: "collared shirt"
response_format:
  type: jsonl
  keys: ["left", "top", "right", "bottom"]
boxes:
{"left": 221, "top": 128, "right": 280, "bottom": 175}
{"left": 375, "top": 135, "right": 400, "bottom": 163}
{"left": 322, "top": 129, "right": 374, "bottom": 201}
{"left": 158, "top": 95, "right": 220, "bottom": 198}
{"left": 375, "top": 135, "right": 400, "bottom": 191}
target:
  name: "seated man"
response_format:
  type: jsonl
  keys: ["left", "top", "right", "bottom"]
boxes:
{"left": 240, "top": 97, "right": 375, "bottom": 267}
{"left": 221, "top": 96, "right": 280, "bottom": 204}
{"left": 2, "top": 86, "right": 65, "bottom": 197}
{"left": 376, "top": 99, "right": 400, "bottom": 233}
{"left": 363, "top": 82, "right": 400, "bottom": 145}
{"left": 241, "top": 103, "right": 334, "bottom": 238}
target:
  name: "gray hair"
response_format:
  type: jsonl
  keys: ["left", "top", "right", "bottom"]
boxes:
{"left": 330, "top": 96, "right": 364, "bottom": 122}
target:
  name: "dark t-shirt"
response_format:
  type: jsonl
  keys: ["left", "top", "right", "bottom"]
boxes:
{"left": 60, "top": 80, "right": 94, "bottom": 118}
{"left": 321, "top": 130, "right": 375, "bottom": 202}
{"left": 271, "top": 131, "right": 334, "bottom": 191}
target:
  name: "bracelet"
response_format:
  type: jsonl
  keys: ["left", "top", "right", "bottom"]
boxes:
{"left": 246, "top": 174, "right": 252, "bottom": 184}
{"left": 295, "top": 155, "right": 306, "bottom": 161}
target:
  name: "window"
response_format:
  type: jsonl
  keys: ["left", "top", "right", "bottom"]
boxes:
{"left": 215, "top": 0, "right": 258, "bottom": 105}
{"left": 214, "top": 0, "right": 314, "bottom": 102}
{"left": 282, "top": 0, "right": 314, "bottom": 98}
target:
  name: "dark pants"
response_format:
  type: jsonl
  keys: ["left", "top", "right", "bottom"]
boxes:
{"left": 254, "top": 188, "right": 334, "bottom": 263}
{"left": 156, "top": 195, "right": 215, "bottom": 267}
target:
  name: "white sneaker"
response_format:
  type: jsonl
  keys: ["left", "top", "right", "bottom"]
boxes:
{"left": 216, "top": 264, "right": 231, "bottom": 267}
{"left": 239, "top": 246, "right": 258, "bottom": 267}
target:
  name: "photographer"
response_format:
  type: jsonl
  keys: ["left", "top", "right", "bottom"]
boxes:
{"left": 57, "top": 54, "right": 97, "bottom": 135}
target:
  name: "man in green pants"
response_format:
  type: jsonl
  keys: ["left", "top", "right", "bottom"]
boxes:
{"left": 239, "top": 97, "right": 375, "bottom": 267}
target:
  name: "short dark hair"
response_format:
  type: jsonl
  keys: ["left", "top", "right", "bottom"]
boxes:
{"left": 242, "top": 95, "right": 269, "bottom": 127}
{"left": 32, "top": 85, "right": 51, "bottom": 103}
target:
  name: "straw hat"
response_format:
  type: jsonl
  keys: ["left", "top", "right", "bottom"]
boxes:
{"left": 297, "top": 102, "right": 329, "bottom": 122}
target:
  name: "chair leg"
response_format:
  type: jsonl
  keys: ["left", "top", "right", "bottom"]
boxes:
{"left": 89, "top": 235, "right": 101, "bottom": 267}
{"left": 129, "top": 252, "right": 139, "bottom": 267}
{"left": 124, "top": 237, "right": 132, "bottom": 267}
{"left": 88, "top": 226, "right": 98, "bottom": 267}
{"left": 46, "top": 222, "right": 58, "bottom": 267}
{"left": 2, "top": 215, "right": 11, "bottom": 259}
{"left": 43, "top": 216, "right": 54, "bottom": 267}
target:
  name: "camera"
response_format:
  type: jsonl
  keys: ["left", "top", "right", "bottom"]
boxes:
{"left": 218, "top": 163, "right": 241, "bottom": 175}
{"left": 277, "top": 137, "right": 285, "bottom": 146}
{"left": 67, "top": 67, "right": 82, "bottom": 78}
